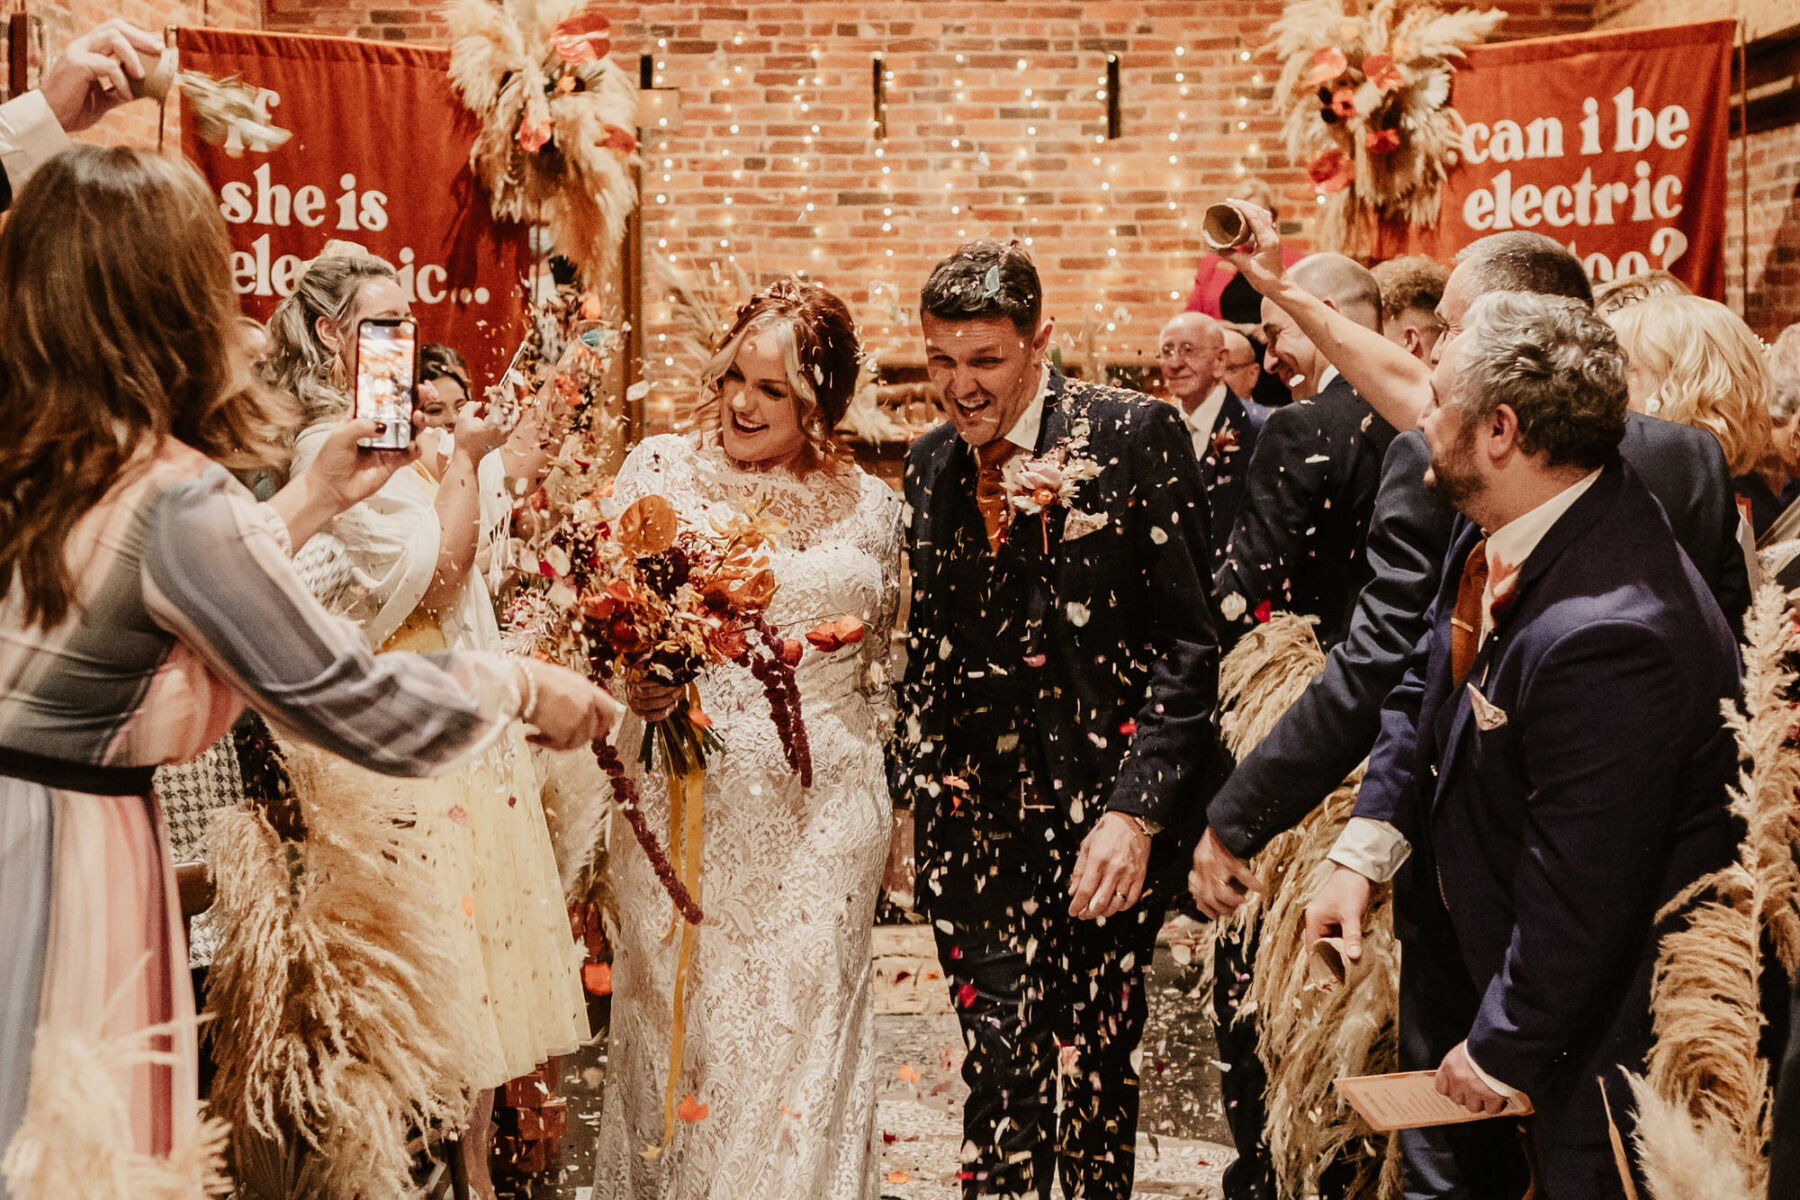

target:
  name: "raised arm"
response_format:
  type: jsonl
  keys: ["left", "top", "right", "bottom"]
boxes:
{"left": 1219, "top": 201, "right": 1434, "bottom": 431}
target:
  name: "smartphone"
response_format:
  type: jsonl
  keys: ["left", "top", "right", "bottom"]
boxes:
{"left": 353, "top": 316, "right": 417, "bottom": 450}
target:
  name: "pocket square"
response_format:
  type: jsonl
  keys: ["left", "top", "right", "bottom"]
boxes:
{"left": 1061, "top": 508, "right": 1109, "bottom": 542}
{"left": 1465, "top": 683, "right": 1508, "bottom": 731}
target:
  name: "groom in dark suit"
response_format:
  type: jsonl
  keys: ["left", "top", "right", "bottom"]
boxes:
{"left": 1306, "top": 292, "right": 1740, "bottom": 1198}
{"left": 891, "top": 241, "right": 1225, "bottom": 1199}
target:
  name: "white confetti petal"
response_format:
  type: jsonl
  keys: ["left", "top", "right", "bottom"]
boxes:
{"left": 1066, "top": 601, "right": 1091, "bottom": 626}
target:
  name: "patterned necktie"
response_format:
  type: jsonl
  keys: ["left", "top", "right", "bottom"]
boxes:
{"left": 975, "top": 440, "right": 1021, "bottom": 553}
{"left": 1449, "top": 537, "right": 1489, "bottom": 685}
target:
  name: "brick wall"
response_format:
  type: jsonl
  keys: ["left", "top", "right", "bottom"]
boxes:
{"left": 1594, "top": 0, "right": 1800, "bottom": 336}
{"left": 25, "top": 0, "right": 260, "bottom": 150}
{"left": 252, "top": 0, "right": 1592, "bottom": 426}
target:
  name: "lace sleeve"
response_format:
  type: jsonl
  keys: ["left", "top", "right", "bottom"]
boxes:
{"left": 855, "top": 474, "right": 905, "bottom": 742}
{"left": 611, "top": 433, "right": 695, "bottom": 508}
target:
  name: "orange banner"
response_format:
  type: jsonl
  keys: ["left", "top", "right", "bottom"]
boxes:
{"left": 1375, "top": 20, "right": 1734, "bottom": 299}
{"left": 177, "top": 28, "right": 535, "bottom": 385}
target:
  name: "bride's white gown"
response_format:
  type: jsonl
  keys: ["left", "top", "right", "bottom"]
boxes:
{"left": 592, "top": 434, "right": 903, "bottom": 1200}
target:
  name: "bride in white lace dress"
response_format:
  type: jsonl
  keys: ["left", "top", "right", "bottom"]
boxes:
{"left": 593, "top": 282, "right": 903, "bottom": 1200}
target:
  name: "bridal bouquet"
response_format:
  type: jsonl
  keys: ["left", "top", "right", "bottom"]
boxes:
{"left": 506, "top": 489, "right": 813, "bottom": 923}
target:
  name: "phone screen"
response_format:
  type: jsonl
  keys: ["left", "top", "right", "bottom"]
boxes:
{"left": 354, "top": 317, "right": 417, "bottom": 450}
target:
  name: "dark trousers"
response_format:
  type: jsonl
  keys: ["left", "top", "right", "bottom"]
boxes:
{"left": 1212, "top": 927, "right": 1276, "bottom": 1199}
{"left": 933, "top": 899, "right": 1165, "bottom": 1199}
{"left": 1396, "top": 936, "right": 1531, "bottom": 1200}
{"left": 1213, "top": 925, "right": 1361, "bottom": 1200}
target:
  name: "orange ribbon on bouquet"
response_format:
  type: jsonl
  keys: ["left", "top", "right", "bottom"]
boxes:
{"left": 643, "top": 684, "right": 708, "bottom": 1158}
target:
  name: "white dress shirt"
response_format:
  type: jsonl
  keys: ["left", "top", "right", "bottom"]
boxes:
{"left": 999, "top": 363, "right": 1055, "bottom": 454}
{"left": 0, "top": 92, "right": 70, "bottom": 200}
{"left": 1180, "top": 382, "right": 1230, "bottom": 463}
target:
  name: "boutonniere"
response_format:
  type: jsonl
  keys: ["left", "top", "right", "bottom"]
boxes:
{"left": 1003, "top": 424, "right": 1104, "bottom": 551}
{"left": 1209, "top": 426, "right": 1240, "bottom": 457}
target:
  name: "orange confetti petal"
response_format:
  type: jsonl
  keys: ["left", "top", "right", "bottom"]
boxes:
{"left": 896, "top": 1063, "right": 921, "bottom": 1084}
{"left": 582, "top": 962, "right": 613, "bottom": 996}
{"left": 461, "top": 895, "right": 475, "bottom": 917}
{"left": 676, "top": 1093, "right": 709, "bottom": 1122}
{"left": 886, "top": 1170, "right": 912, "bottom": 1184}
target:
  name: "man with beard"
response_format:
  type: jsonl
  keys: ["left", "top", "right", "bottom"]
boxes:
{"left": 1304, "top": 292, "right": 1738, "bottom": 1197}
{"left": 1189, "top": 212, "right": 1749, "bottom": 1198}
{"left": 892, "top": 241, "right": 1225, "bottom": 1199}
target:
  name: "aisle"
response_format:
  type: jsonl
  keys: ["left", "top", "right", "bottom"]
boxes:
{"left": 502, "top": 926, "right": 1235, "bottom": 1199}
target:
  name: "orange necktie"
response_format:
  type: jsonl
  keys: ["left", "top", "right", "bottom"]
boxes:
{"left": 1449, "top": 537, "right": 1489, "bottom": 685}
{"left": 975, "top": 441, "right": 1021, "bottom": 552}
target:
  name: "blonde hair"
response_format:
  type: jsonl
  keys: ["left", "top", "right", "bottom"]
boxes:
{"left": 264, "top": 246, "right": 399, "bottom": 427}
{"left": 1608, "top": 294, "right": 1772, "bottom": 476}
{"left": 698, "top": 280, "right": 861, "bottom": 473}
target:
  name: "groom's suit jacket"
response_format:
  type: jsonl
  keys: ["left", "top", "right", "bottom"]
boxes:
{"left": 892, "top": 372, "right": 1227, "bottom": 906}
{"left": 1356, "top": 461, "right": 1738, "bottom": 1192}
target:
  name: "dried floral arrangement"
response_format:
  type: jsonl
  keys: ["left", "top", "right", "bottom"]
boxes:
{"left": 203, "top": 741, "right": 485, "bottom": 1200}
{"left": 506, "top": 488, "right": 817, "bottom": 923}
{"left": 1272, "top": 0, "right": 1505, "bottom": 255}
{"left": 446, "top": 0, "right": 637, "bottom": 281}
{"left": 1621, "top": 585, "right": 1800, "bottom": 1200}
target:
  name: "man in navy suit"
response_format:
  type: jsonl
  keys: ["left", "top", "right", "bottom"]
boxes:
{"left": 1214, "top": 254, "right": 1398, "bottom": 650}
{"left": 1158, "top": 311, "right": 1267, "bottom": 571}
{"left": 1306, "top": 292, "right": 1740, "bottom": 1198}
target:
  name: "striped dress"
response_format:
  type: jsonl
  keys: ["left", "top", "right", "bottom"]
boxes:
{"left": 0, "top": 439, "right": 525, "bottom": 1197}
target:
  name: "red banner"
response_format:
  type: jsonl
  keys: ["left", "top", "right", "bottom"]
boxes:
{"left": 177, "top": 28, "right": 534, "bottom": 385}
{"left": 1375, "top": 20, "right": 1733, "bottom": 300}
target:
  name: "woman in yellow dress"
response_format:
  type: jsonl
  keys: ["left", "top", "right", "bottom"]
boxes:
{"left": 263, "top": 248, "right": 588, "bottom": 1198}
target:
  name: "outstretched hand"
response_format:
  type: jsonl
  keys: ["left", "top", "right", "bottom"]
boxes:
{"left": 1216, "top": 201, "right": 1289, "bottom": 300}
{"left": 39, "top": 19, "right": 163, "bottom": 133}
{"left": 520, "top": 660, "right": 622, "bottom": 750}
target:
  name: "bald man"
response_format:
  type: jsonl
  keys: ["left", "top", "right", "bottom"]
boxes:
{"left": 1160, "top": 312, "right": 1268, "bottom": 570}
{"left": 1213, "top": 253, "right": 1397, "bottom": 650}
{"left": 1220, "top": 329, "right": 1263, "bottom": 405}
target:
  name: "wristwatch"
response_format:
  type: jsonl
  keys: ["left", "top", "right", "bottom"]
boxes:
{"left": 1120, "top": 812, "right": 1160, "bottom": 839}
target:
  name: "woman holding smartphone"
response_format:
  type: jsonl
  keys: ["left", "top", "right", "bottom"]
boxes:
{"left": 0, "top": 149, "right": 616, "bottom": 1198}
{"left": 264, "top": 247, "right": 590, "bottom": 1199}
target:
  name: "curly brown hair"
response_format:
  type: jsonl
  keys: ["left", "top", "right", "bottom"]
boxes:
{"left": 699, "top": 279, "right": 861, "bottom": 470}
{"left": 0, "top": 147, "right": 295, "bottom": 628}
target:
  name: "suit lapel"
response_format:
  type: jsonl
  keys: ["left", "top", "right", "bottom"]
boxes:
{"left": 919, "top": 430, "right": 967, "bottom": 635}
{"left": 1429, "top": 464, "right": 1624, "bottom": 813}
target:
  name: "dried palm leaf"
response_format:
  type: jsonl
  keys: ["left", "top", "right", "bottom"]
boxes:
{"left": 1198, "top": 612, "right": 1402, "bottom": 1197}
{"left": 2, "top": 1017, "right": 231, "bottom": 1200}
{"left": 1627, "top": 584, "right": 1800, "bottom": 1197}
{"left": 204, "top": 740, "right": 489, "bottom": 1200}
